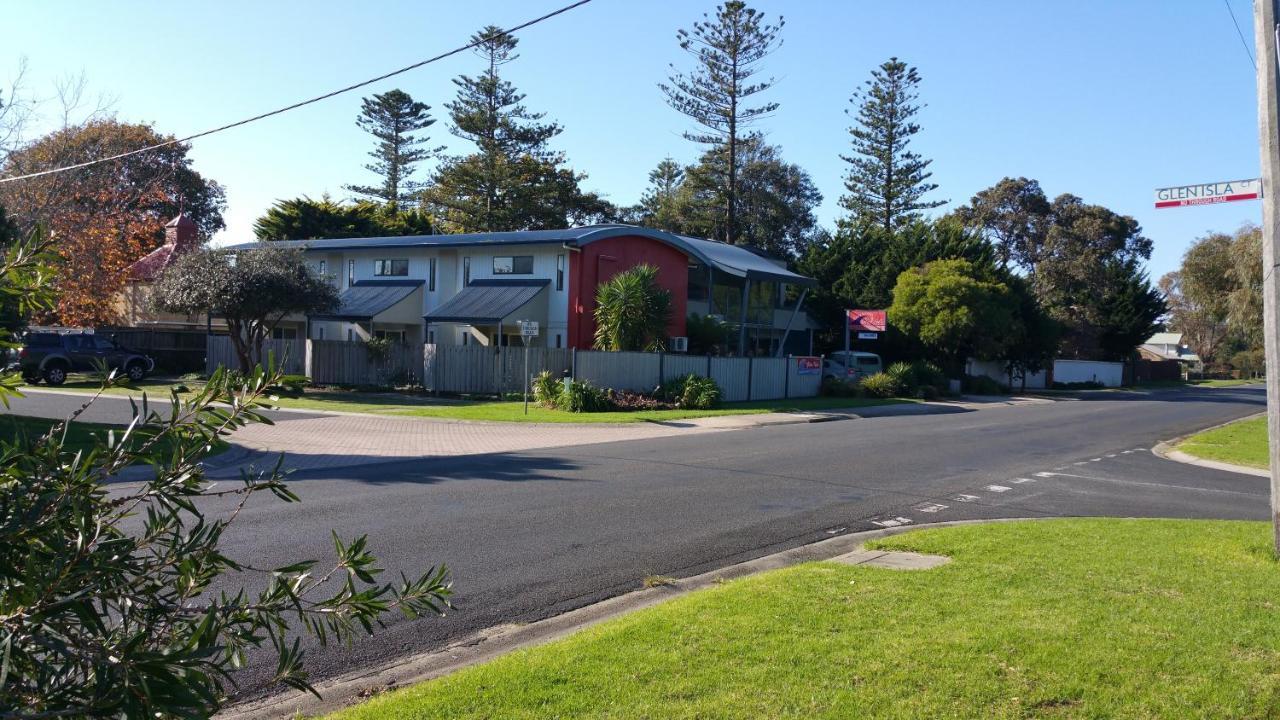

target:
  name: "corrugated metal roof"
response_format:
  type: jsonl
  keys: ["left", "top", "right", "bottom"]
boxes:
{"left": 223, "top": 225, "right": 815, "bottom": 287}
{"left": 425, "top": 279, "right": 549, "bottom": 323}
{"left": 1145, "top": 332, "right": 1183, "bottom": 345}
{"left": 312, "top": 280, "right": 422, "bottom": 320}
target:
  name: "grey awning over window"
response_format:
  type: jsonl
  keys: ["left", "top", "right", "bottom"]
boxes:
{"left": 311, "top": 280, "right": 422, "bottom": 321}
{"left": 425, "top": 279, "right": 549, "bottom": 324}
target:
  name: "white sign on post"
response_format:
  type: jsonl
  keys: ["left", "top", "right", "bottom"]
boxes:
{"left": 517, "top": 320, "right": 539, "bottom": 415}
{"left": 1154, "top": 178, "right": 1262, "bottom": 208}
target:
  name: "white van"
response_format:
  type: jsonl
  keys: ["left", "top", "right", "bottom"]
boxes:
{"left": 823, "top": 351, "right": 883, "bottom": 381}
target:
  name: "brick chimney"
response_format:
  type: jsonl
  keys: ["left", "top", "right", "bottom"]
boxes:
{"left": 165, "top": 213, "right": 198, "bottom": 251}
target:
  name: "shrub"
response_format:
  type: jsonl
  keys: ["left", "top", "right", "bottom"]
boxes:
{"left": 886, "top": 362, "right": 919, "bottom": 394}
{"left": 533, "top": 370, "right": 562, "bottom": 408}
{"left": 267, "top": 373, "right": 309, "bottom": 397}
{"left": 910, "top": 360, "right": 948, "bottom": 389}
{"left": 678, "top": 374, "right": 721, "bottom": 409}
{"left": 1052, "top": 380, "right": 1104, "bottom": 390}
{"left": 657, "top": 374, "right": 722, "bottom": 409}
{"left": 610, "top": 390, "right": 668, "bottom": 410}
{"left": 821, "top": 377, "right": 862, "bottom": 398}
{"left": 915, "top": 384, "right": 941, "bottom": 400}
{"left": 561, "top": 379, "right": 614, "bottom": 412}
{"left": 964, "top": 374, "right": 1008, "bottom": 395}
{"left": 859, "top": 372, "right": 901, "bottom": 398}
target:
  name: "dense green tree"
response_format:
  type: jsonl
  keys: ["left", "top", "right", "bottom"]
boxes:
{"left": 152, "top": 246, "right": 339, "bottom": 373}
{"left": 1159, "top": 224, "right": 1260, "bottom": 366}
{"left": 421, "top": 26, "right": 609, "bottom": 232}
{"left": 593, "top": 264, "right": 672, "bottom": 352}
{"left": 661, "top": 1, "right": 783, "bottom": 244}
{"left": 798, "top": 219, "right": 995, "bottom": 347}
{"left": 888, "top": 258, "right": 1016, "bottom": 372}
{"left": 674, "top": 139, "right": 821, "bottom": 257}
{"left": 0, "top": 228, "right": 451, "bottom": 718}
{"left": 254, "top": 195, "right": 433, "bottom": 241}
{"left": 630, "top": 158, "right": 686, "bottom": 231}
{"left": 1000, "top": 274, "right": 1061, "bottom": 389}
{"left": 344, "top": 89, "right": 439, "bottom": 209}
{"left": 950, "top": 176, "right": 1052, "bottom": 270}
{"left": 1093, "top": 260, "right": 1166, "bottom": 362}
{"left": 841, "top": 58, "right": 945, "bottom": 231}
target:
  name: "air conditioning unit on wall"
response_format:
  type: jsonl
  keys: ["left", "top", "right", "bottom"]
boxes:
{"left": 670, "top": 336, "right": 689, "bottom": 353}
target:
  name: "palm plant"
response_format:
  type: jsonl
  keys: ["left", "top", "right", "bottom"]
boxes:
{"left": 593, "top": 264, "right": 672, "bottom": 351}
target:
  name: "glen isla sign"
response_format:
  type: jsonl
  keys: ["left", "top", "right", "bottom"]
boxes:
{"left": 1154, "top": 178, "right": 1262, "bottom": 208}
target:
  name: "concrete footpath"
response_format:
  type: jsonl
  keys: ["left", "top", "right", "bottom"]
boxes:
{"left": 8, "top": 388, "right": 1052, "bottom": 478}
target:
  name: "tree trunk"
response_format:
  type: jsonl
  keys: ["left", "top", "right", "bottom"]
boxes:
{"left": 227, "top": 320, "right": 253, "bottom": 375}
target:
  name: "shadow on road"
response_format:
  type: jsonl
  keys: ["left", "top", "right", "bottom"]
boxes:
{"left": 276, "top": 450, "right": 588, "bottom": 486}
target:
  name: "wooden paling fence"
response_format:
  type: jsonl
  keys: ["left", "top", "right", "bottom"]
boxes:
{"left": 206, "top": 337, "right": 823, "bottom": 401}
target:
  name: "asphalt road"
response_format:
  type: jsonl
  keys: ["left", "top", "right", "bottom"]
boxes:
{"left": 7, "top": 385, "right": 1269, "bottom": 697}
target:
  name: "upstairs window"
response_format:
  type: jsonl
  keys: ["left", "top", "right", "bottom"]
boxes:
{"left": 429, "top": 257, "right": 437, "bottom": 291}
{"left": 463, "top": 256, "right": 471, "bottom": 286}
{"left": 318, "top": 259, "right": 327, "bottom": 276}
{"left": 493, "top": 255, "right": 534, "bottom": 275}
{"left": 348, "top": 259, "right": 355, "bottom": 286}
{"left": 556, "top": 254, "right": 565, "bottom": 290}
{"left": 374, "top": 259, "right": 409, "bottom": 277}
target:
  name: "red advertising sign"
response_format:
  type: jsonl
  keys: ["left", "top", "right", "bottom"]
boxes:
{"left": 796, "top": 356, "right": 821, "bottom": 375}
{"left": 847, "top": 309, "right": 887, "bottom": 332}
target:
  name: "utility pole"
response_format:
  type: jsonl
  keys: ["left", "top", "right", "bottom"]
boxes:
{"left": 1254, "top": 0, "right": 1280, "bottom": 551}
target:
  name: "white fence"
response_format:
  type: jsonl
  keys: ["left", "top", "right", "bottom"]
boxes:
{"left": 1053, "top": 359, "right": 1124, "bottom": 387}
{"left": 966, "top": 359, "right": 1048, "bottom": 390}
{"left": 205, "top": 336, "right": 823, "bottom": 401}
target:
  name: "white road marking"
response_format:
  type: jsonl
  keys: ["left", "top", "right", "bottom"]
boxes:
{"left": 1035, "top": 471, "right": 1055, "bottom": 477}
{"left": 985, "top": 485, "right": 1012, "bottom": 493}
{"left": 1121, "top": 450, "right": 1134, "bottom": 454}
{"left": 1012, "top": 477, "right": 1036, "bottom": 484}
{"left": 872, "top": 516, "right": 914, "bottom": 528}
{"left": 953, "top": 494, "right": 980, "bottom": 503}
{"left": 1073, "top": 461, "right": 1089, "bottom": 466}
{"left": 914, "top": 502, "right": 948, "bottom": 513}
{"left": 1090, "top": 458, "right": 1102, "bottom": 462}
{"left": 825, "top": 526, "right": 847, "bottom": 535}
{"left": 1105, "top": 454, "right": 1117, "bottom": 458}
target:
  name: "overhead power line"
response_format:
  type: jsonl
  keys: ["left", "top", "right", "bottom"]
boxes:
{"left": 0, "top": 0, "right": 594, "bottom": 184}
{"left": 1224, "top": 0, "right": 1257, "bottom": 70}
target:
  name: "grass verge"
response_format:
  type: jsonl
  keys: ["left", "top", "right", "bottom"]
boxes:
{"left": 326, "top": 519, "right": 1280, "bottom": 719}
{"left": 1, "top": 414, "right": 227, "bottom": 463}
{"left": 32, "top": 376, "right": 910, "bottom": 423}
{"left": 1177, "top": 415, "right": 1268, "bottom": 469}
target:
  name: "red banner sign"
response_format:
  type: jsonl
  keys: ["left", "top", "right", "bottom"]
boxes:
{"left": 796, "top": 356, "right": 821, "bottom": 375}
{"left": 847, "top": 309, "right": 886, "bottom": 332}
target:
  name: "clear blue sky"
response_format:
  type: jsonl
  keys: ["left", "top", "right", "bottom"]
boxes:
{"left": 5, "top": 0, "right": 1263, "bottom": 279}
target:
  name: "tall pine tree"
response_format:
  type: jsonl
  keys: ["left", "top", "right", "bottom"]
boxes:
{"left": 422, "top": 26, "right": 609, "bottom": 232}
{"left": 841, "top": 58, "right": 945, "bottom": 231}
{"left": 344, "top": 89, "right": 438, "bottom": 210}
{"left": 660, "top": 1, "right": 783, "bottom": 245}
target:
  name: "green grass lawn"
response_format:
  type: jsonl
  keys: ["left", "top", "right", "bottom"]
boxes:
{"left": 327, "top": 519, "right": 1280, "bottom": 719}
{"left": 33, "top": 376, "right": 910, "bottom": 423}
{"left": 1177, "top": 415, "right": 1269, "bottom": 469}
{"left": 0, "top": 414, "right": 225, "bottom": 462}
{"left": 1194, "top": 377, "right": 1264, "bottom": 388}
{"left": 271, "top": 393, "right": 909, "bottom": 423}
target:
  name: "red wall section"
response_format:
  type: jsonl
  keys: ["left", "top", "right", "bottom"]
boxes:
{"left": 568, "top": 235, "right": 689, "bottom": 349}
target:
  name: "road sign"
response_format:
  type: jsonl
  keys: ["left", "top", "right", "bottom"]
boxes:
{"left": 847, "top": 309, "right": 886, "bottom": 332}
{"left": 796, "top": 356, "right": 821, "bottom": 375}
{"left": 518, "top": 320, "right": 539, "bottom": 337}
{"left": 1154, "top": 178, "right": 1262, "bottom": 208}
{"left": 857, "top": 332, "right": 879, "bottom": 340}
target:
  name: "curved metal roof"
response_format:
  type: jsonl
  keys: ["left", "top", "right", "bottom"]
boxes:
{"left": 225, "top": 225, "right": 814, "bottom": 286}
{"left": 311, "top": 279, "right": 422, "bottom": 321}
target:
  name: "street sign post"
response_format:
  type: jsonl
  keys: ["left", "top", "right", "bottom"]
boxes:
{"left": 1154, "top": 179, "right": 1262, "bottom": 208}
{"left": 517, "top": 321, "right": 539, "bottom": 415}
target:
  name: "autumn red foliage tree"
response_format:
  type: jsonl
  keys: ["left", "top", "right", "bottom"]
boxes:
{"left": 0, "top": 119, "right": 225, "bottom": 326}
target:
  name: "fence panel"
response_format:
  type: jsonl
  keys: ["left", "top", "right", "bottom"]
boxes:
{"left": 425, "top": 345, "right": 494, "bottom": 394}
{"left": 308, "top": 339, "right": 421, "bottom": 386}
{"left": 497, "top": 347, "right": 572, "bottom": 394}
{"left": 750, "top": 357, "right": 789, "bottom": 400}
{"left": 788, "top": 356, "right": 823, "bottom": 398}
{"left": 1053, "top": 359, "right": 1123, "bottom": 387}
{"left": 710, "top": 357, "right": 751, "bottom": 402}
{"left": 575, "top": 350, "right": 660, "bottom": 392}
{"left": 661, "top": 353, "right": 710, "bottom": 383}
{"left": 204, "top": 336, "right": 305, "bottom": 376}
